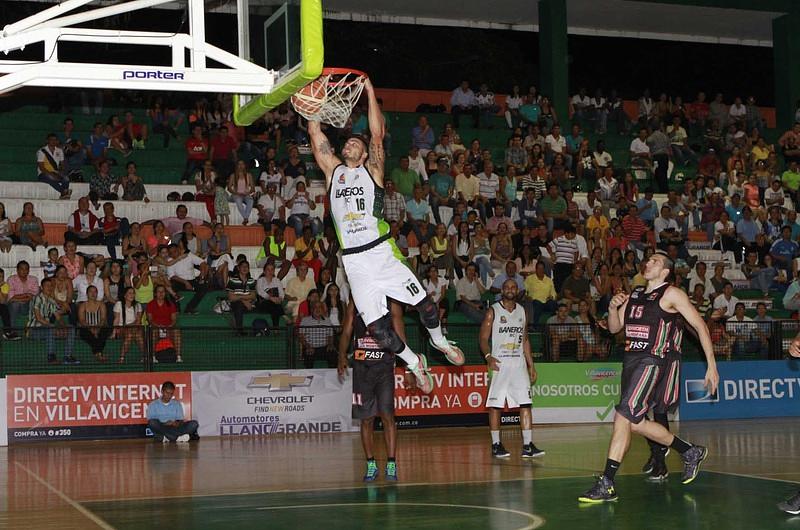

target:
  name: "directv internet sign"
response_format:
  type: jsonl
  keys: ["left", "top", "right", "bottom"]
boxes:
{"left": 680, "top": 361, "right": 800, "bottom": 420}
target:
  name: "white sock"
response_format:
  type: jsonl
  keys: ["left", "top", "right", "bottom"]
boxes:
{"left": 504, "top": 111, "right": 513, "bottom": 129}
{"left": 522, "top": 429, "right": 532, "bottom": 445}
{"left": 491, "top": 430, "right": 500, "bottom": 444}
{"left": 397, "top": 344, "right": 419, "bottom": 370}
{"left": 428, "top": 325, "right": 446, "bottom": 345}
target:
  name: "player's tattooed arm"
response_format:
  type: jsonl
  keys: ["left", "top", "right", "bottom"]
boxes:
{"left": 366, "top": 139, "right": 385, "bottom": 181}
{"left": 308, "top": 120, "right": 340, "bottom": 180}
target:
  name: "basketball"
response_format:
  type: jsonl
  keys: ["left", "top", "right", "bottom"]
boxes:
{"left": 290, "top": 77, "right": 326, "bottom": 117}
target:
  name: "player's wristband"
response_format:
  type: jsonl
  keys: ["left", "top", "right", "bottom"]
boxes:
{"left": 484, "top": 353, "right": 491, "bottom": 359}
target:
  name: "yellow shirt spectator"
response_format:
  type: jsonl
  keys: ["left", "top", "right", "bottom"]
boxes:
{"left": 455, "top": 172, "right": 481, "bottom": 202}
{"left": 586, "top": 211, "right": 610, "bottom": 236}
{"left": 524, "top": 272, "right": 556, "bottom": 303}
{"left": 294, "top": 236, "right": 319, "bottom": 263}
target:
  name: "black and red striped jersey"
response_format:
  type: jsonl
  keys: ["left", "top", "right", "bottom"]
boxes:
{"left": 624, "top": 283, "right": 683, "bottom": 358}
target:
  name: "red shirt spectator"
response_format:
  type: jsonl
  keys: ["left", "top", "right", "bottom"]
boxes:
{"left": 698, "top": 150, "right": 721, "bottom": 178}
{"left": 690, "top": 101, "right": 709, "bottom": 122}
{"left": 621, "top": 211, "right": 647, "bottom": 243}
{"left": 210, "top": 129, "right": 238, "bottom": 162}
{"left": 146, "top": 299, "right": 177, "bottom": 327}
{"left": 185, "top": 134, "right": 208, "bottom": 161}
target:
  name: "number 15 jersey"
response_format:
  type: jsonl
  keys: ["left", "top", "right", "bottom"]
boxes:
{"left": 624, "top": 283, "right": 683, "bottom": 358}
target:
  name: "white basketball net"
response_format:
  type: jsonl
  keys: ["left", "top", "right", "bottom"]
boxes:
{"left": 290, "top": 70, "right": 367, "bottom": 129}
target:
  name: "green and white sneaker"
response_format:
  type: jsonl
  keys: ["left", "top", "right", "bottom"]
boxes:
{"left": 385, "top": 461, "right": 398, "bottom": 481}
{"left": 363, "top": 460, "right": 379, "bottom": 482}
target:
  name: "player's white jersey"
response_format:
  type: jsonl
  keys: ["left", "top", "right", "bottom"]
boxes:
{"left": 329, "top": 164, "right": 388, "bottom": 250}
{"left": 491, "top": 301, "right": 526, "bottom": 368}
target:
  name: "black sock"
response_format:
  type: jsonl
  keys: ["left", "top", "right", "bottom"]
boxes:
{"left": 604, "top": 459, "right": 620, "bottom": 481}
{"left": 670, "top": 436, "right": 692, "bottom": 454}
{"left": 388, "top": 457, "right": 396, "bottom": 463}
{"left": 367, "top": 457, "right": 375, "bottom": 463}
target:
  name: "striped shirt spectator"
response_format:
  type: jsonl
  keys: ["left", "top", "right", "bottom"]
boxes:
{"left": 549, "top": 234, "right": 579, "bottom": 264}
{"left": 382, "top": 181, "right": 407, "bottom": 224}
{"left": 478, "top": 171, "right": 500, "bottom": 200}
{"left": 621, "top": 209, "right": 648, "bottom": 243}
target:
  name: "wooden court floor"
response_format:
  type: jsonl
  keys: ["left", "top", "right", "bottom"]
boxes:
{"left": 2, "top": 418, "right": 800, "bottom": 529}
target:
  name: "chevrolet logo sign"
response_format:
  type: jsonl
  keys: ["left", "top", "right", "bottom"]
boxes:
{"left": 248, "top": 373, "right": 313, "bottom": 391}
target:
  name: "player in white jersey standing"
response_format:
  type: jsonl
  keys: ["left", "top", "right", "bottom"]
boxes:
{"left": 308, "top": 78, "right": 464, "bottom": 393}
{"left": 479, "top": 278, "right": 544, "bottom": 458}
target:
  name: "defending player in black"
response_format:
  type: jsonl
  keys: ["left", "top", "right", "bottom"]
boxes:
{"left": 578, "top": 252, "right": 719, "bottom": 503}
{"left": 338, "top": 297, "right": 406, "bottom": 482}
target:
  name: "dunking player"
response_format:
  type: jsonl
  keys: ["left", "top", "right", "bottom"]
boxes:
{"left": 338, "top": 298, "right": 406, "bottom": 482}
{"left": 309, "top": 77, "right": 464, "bottom": 394}
{"left": 479, "top": 279, "right": 544, "bottom": 459}
{"left": 579, "top": 252, "right": 719, "bottom": 503}
{"left": 778, "top": 332, "right": 800, "bottom": 513}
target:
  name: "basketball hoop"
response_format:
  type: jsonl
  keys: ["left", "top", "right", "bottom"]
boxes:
{"left": 291, "top": 67, "right": 368, "bottom": 129}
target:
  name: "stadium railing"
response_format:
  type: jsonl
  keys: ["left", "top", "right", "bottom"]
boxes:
{"left": 0, "top": 320, "right": 793, "bottom": 376}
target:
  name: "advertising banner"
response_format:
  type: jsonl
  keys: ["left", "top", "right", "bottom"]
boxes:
{"left": 7, "top": 372, "right": 191, "bottom": 443}
{"left": 0, "top": 379, "right": 6, "bottom": 447}
{"left": 680, "top": 360, "right": 800, "bottom": 420}
{"left": 191, "top": 370, "right": 357, "bottom": 437}
{"left": 394, "top": 363, "right": 624, "bottom": 428}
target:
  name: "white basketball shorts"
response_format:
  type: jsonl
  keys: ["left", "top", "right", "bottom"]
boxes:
{"left": 486, "top": 362, "right": 532, "bottom": 409}
{"left": 342, "top": 240, "right": 426, "bottom": 325}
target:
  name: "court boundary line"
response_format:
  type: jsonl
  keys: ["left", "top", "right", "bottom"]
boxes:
{"left": 706, "top": 469, "right": 800, "bottom": 485}
{"left": 75, "top": 469, "right": 800, "bottom": 507}
{"left": 78, "top": 471, "right": 623, "bottom": 504}
{"left": 255, "top": 502, "right": 545, "bottom": 530}
{"left": 14, "top": 462, "right": 116, "bottom": 530}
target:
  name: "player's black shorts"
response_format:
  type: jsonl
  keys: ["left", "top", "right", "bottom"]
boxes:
{"left": 615, "top": 353, "right": 667, "bottom": 424}
{"left": 651, "top": 356, "right": 681, "bottom": 415}
{"left": 352, "top": 361, "right": 395, "bottom": 420}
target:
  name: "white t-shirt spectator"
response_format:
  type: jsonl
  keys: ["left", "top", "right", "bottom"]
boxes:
{"left": 545, "top": 134, "right": 567, "bottom": 154}
{"left": 451, "top": 87, "right": 477, "bottom": 108}
{"left": 258, "top": 170, "right": 282, "bottom": 189}
{"left": 256, "top": 275, "right": 284, "bottom": 300}
{"left": 630, "top": 138, "right": 650, "bottom": 156}
{"left": 729, "top": 104, "right": 747, "bottom": 119}
{"left": 506, "top": 94, "right": 523, "bottom": 110}
{"left": 456, "top": 276, "right": 484, "bottom": 301}
{"left": 765, "top": 186, "right": 785, "bottom": 207}
{"left": 113, "top": 301, "right": 142, "bottom": 324}
{"left": 167, "top": 253, "right": 205, "bottom": 281}
{"left": 423, "top": 277, "right": 446, "bottom": 304}
{"left": 257, "top": 193, "right": 283, "bottom": 220}
{"left": 653, "top": 217, "right": 679, "bottom": 242}
{"left": 593, "top": 151, "right": 613, "bottom": 168}
{"left": 74, "top": 274, "right": 105, "bottom": 302}
{"left": 408, "top": 155, "right": 428, "bottom": 181}
{"left": 713, "top": 294, "right": 740, "bottom": 317}
{"left": 571, "top": 94, "right": 590, "bottom": 110}
{"left": 666, "top": 125, "right": 688, "bottom": 145}
{"left": 282, "top": 175, "right": 306, "bottom": 200}
{"left": 288, "top": 191, "right": 312, "bottom": 216}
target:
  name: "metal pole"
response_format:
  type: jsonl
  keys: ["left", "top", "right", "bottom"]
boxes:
{"left": 237, "top": 0, "right": 250, "bottom": 60}
{"left": 2, "top": 0, "right": 94, "bottom": 37}
{"left": 35, "top": 0, "right": 177, "bottom": 31}
{"left": 188, "top": 0, "right": 206, "bottom": 70}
